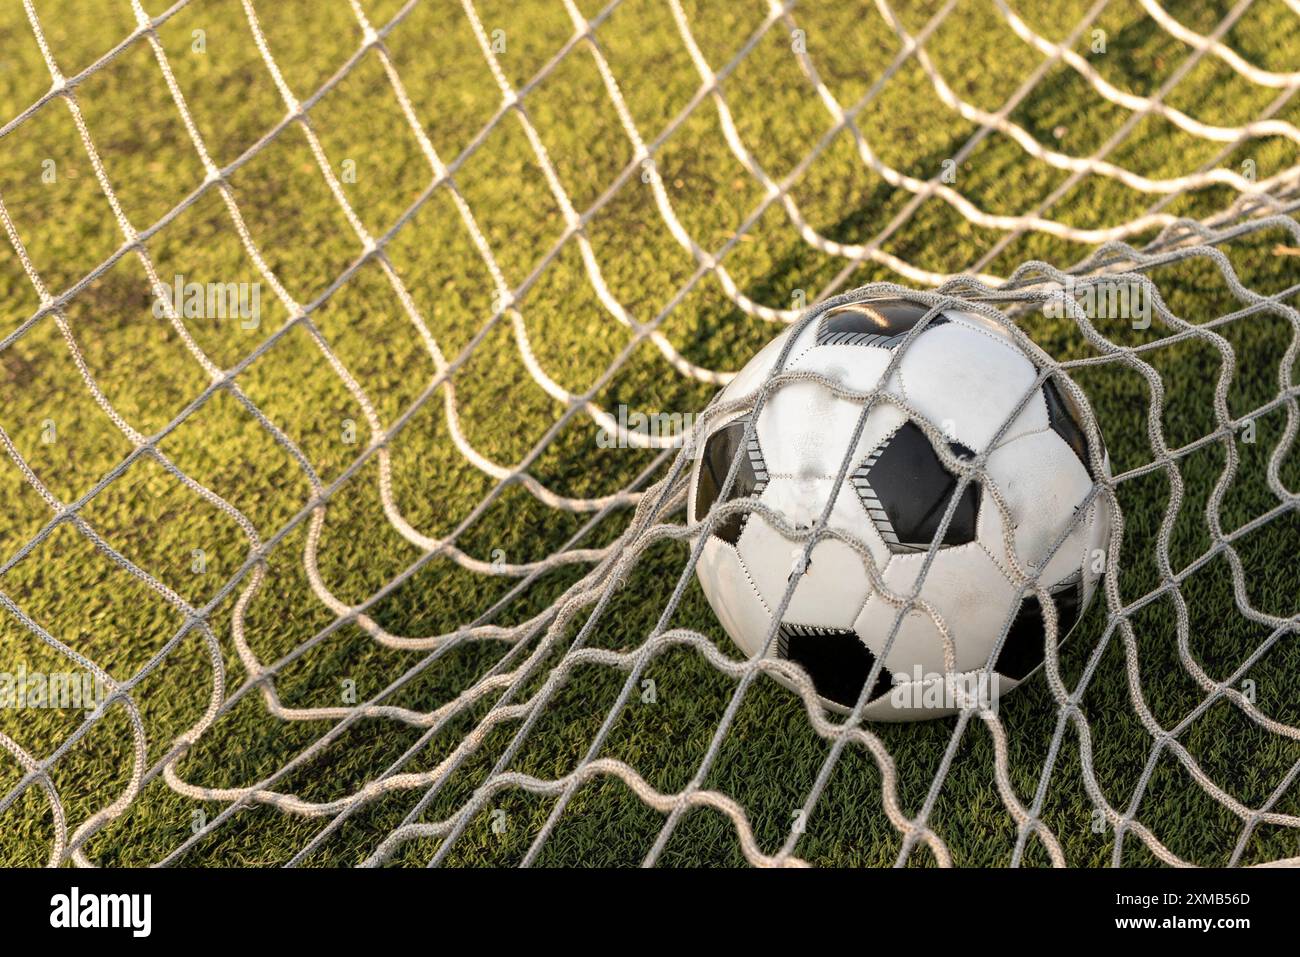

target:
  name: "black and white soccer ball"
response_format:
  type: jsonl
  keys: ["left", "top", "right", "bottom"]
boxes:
{"left": 688, "top": 293, "right": 1110, "bottom": 720}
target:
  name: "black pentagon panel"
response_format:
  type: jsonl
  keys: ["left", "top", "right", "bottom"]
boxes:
{"left": 993, "top": 578, "right": 1084, "bottom": 681}
{"left": 853, "top": 422, "right": 979, "bottom": 552}
{"left": 1043, "top": 376, "right": 1096, "bottom": 479}
{"left": 694, "top": 415, "right": 768, "bottom": 546}
{"left": 777, "top": 624, "right": 893, "bottom": 708}
{"left": 948, "top": 439, "right": 976, "bottom": 462}
{"left": 816, "top": 298, "right": 948, "bottom": 348}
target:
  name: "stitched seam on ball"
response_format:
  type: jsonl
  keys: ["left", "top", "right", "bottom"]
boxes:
{"left": 732, "top": 540, "right": 772, "bottom": 618}
{"left": 946, "top": 315, "right": 1035, "bottom": 362}
{"left": 767, "top": 472, "right": 847, "bottom": 481}
{"left": 991, "top": 420, "right": 1053, "bottom": 451}
{"left": 893, "top": 363, "right": 908, "bottom": 401}
{"left": 867, "top": 419, "right": 907, "bottom": 462}
{"left": 785, "top": 324, "right": 823, "bottom": 369}
{"left": 977, "top": 539, "right": 1019, "bottom": 589}
{"left": 1001, "top": 422, "right": 1053, "bottom": 442}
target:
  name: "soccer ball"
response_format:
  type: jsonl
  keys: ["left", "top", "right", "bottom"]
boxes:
{"left": 688, "top": 293, "right": 1110, "bottom": 720}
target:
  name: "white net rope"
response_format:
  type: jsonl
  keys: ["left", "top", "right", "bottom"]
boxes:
{"left": 0, "top": 0, "right": 1297, "bottom": 866}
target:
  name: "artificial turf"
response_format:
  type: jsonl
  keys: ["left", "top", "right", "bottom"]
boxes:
{"left": 0, "top": 0, "right": 1298, "bottom": 866}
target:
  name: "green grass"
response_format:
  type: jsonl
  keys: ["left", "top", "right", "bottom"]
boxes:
{"left": 0, "top": 0, "right": 1298, "bottom": 867}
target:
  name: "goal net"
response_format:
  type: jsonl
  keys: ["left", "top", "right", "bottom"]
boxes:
{"left": 0, "top": 0, "right": 1298, "bottom": 867}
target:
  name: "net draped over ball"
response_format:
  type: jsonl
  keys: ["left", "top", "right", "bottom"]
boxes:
{"left": 689, "top": 294, "right": 1111, "bottom": 720}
